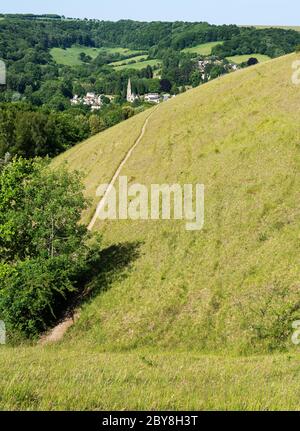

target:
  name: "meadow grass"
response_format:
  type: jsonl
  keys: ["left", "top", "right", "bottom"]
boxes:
{"left": 2, "top": 54, "right": 300, "bottom": 410}
{"left": 254, "top": 25, "right": 300, "bottom": 32}
{"left": 1, "top": 345, "right": 300, "bottom": 410}
{"left": 50, "top": 45, "right": 142, "bottom": 66}
{"left": 109, "top": 54, "right": 148, "bottom": 67}
{"left": 113, "top": 59, "right": 161, "bottom": 71}
{"left": 226, "top": 53, "right": 271, "bottom": 63}
{"left": 182, "top": 41, "right": 223, "bottom": 55}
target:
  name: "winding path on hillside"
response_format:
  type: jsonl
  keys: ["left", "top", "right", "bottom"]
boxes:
{"left": 87, "top": 105, "right": 159, "bottom": 231}
{"left": 40, "top": 105, "right": 158, "bottom": 345}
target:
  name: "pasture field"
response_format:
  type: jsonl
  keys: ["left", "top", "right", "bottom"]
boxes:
{"left": 109, "top": 54, "right": 148, "bottom": 67}
{"left": 51, "top": 46, "right": 143, "bottom": 66}
{"left": 113, "top": 59, "right": 161, "bottom": 71}
{"left": 226, "top": 53, "right": 271, "bottom": 63}
{"left": 182, "top": 41, "right": 223, "bottom": 55}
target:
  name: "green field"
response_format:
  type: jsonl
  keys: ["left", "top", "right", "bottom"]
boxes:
{"left": 109, "top": 54, "right": 148, "bottom": 67}
{"left": 113, "top": 59, "right": 161, "bottom": 71}
{"left": 182, "top": 41, "right": 223, "bottom": 55}
{"left": 2, "top": 53, "right": 300, "bottom": 409}
{"left": 1, "top": 347, "right": 300, "bottom": 410}
{"left": 226, "top": 53, "right": 271, "bottom": 63}
{"left": 50, "top": 46, "right": 143, "bottom": 66}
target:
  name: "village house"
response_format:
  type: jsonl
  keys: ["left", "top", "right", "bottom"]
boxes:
{"left": 144, "top": 93, "right": 160, "bottom": 103}
{"left": 197, "top": 58, "right": 239, "bottom": 80}
{"left": 70, "top": 92, "right": 103, "bottom": 111}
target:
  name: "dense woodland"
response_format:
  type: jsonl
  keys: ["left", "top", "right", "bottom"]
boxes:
{"left": 0, "top": 15, "right": 300, "bottom": 160}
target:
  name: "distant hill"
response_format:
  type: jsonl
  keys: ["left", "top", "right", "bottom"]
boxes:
{"left": 254, "top": 25, "right": 300, "bottom": 32}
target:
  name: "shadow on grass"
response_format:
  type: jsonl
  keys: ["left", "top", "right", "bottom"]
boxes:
{"left": 56, "top": 241, "right": 142, "bottom": 321}
{"left": 80, "top": 241, "right": 141, "bottom": 301}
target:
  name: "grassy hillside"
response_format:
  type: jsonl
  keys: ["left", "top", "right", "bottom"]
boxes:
{"left": 182, "top": 41, "right": 223, "bottom": 55}
{"left": 51, "top": 46, "right": 142, "bottom": 66}
{"left": 226, "top": 53, "right": 271, "bottom": 63}
{"left": 255, "top": 25, "right": 300, "bottom": 32}
{"left": 113, "top": 59, "right": 161, "bottom": 71}
{"left": 54, "top": 53, "right": 300, "bottom": 355}
{"left": 2, "top": 53, "right": 300, "bottom": 410}
{"left": 51, "top": 46, "right": 103, "bottom": 66}
{"left": 109, "top": 54, "right": 148, "bottom": 67}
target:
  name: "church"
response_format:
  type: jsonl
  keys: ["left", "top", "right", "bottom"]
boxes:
{"left": 126, "top": 78, "right": 139, "bottom": 103}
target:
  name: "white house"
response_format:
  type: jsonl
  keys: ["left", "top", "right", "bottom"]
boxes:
{"left": 144, "top": 93, "right": 160, "bottom": 104}
{"left": 70, "top": 93, "right": 103, "bottom": 111}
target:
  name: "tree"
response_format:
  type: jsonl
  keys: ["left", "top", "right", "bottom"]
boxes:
{"left": 89, "top": 115, "right": 105, "bottom": 134}
{"left": 73, "top": 83, "right": 85, "bottom": 97}
{"left": 79, "top": 52, "right": 92, "bottom": 63}
{"left": 160, "top": 78, "right": 172, "bottom": 93}
{"left": 122, "top": 106, "right": 134, "bottom": 120}
{"left": 247, "top": 57, "right": 259, "bottom": 66}
{"left": 145, "top": 65, "right": 153, "bottom": 79}
{"left": 171, "top": 84, "right": 179, "bottom": 95}
{"left": 0, "top": 157, "right": 93, "bottom": 337}
{"left": 190, "top": 70, "right": 201, "bottom": 87}
{"left": 101, "top": 95, "right": 111, "bottom": 105}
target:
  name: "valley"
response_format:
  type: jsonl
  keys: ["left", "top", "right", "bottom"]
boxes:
{"left": 2, "top": 52, "right": 300, "bottom": 409}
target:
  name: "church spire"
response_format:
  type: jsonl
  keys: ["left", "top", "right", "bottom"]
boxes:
{"left": 127, "top": 78, "right": 132, "bottom": 102}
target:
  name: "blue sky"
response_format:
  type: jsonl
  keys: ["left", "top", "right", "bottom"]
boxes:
{"left": 0, "top": 0, "right": 299, "bottom": 25}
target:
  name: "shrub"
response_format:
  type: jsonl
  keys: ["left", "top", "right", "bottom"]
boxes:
{"left": 0, "top": 157, "right": 96, "bottom": 338}
{"left": 0, "top": 256, "right": 78, "bottom": 336}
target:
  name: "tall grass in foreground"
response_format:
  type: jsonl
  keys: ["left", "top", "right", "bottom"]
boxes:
{"left": 1, "top": 346, "right": 300, "bottom": 410}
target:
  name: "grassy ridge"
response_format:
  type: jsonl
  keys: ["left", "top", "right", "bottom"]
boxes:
{"left": 182, "top": 41, "right": 223, "bottom": 55}
{"left": 226, "top": 54, "right": 271, "bottom": 63}
{"left": 109, "top": 54, "right": 148, "bottom": 67}
{"left": 58, "top": 53, "right": 300, "bottom": 355}
{"left": 113, "top": 59, "right": 161, "bottom": 71}
{"left": 255, "top": 25, "right": 300, "bottom": 32}
{"left": 51, "top": 46, "right": 142, "bottom": 66}
{"left": 2, "top": 53, "right": 300, "bottom": 409}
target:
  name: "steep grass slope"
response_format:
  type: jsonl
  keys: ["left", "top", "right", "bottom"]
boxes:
{"left": 2, "top": 53, "right": 300, "bottom": 410}
{"left": 57, "top": 53, "right": 300, "bottom": 354}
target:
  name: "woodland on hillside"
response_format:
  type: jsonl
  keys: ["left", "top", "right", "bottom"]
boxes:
{"left": 0, "top": 16, "right": 300, "bottom": 159}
